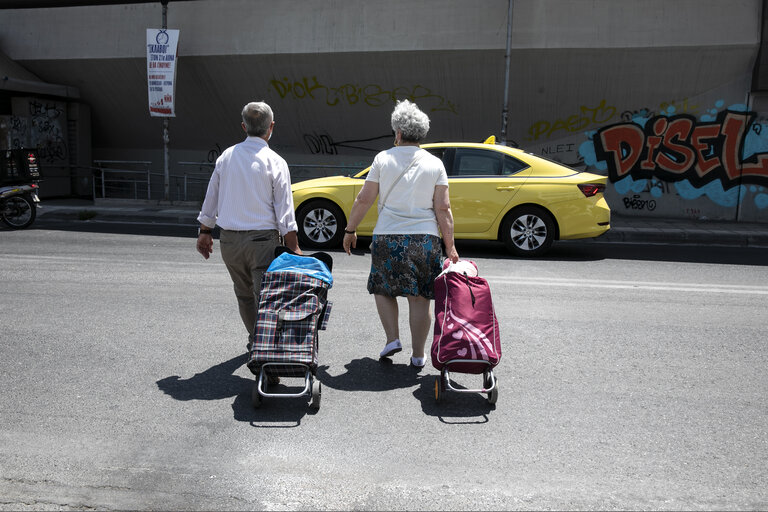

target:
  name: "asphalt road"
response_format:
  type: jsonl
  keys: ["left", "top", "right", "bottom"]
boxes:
{"left": 1, "top": 222, "right": 767, "bottom": 510}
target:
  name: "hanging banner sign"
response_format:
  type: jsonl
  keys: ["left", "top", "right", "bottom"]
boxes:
{"left": 146, "top": 28, "right": 179, "bottom": 117}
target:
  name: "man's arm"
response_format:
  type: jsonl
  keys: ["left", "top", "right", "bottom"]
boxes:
{"left": 273, "top": 159, "right": 302, "bottom": 254}
{"left": 196, "top": 164, "right": 220, "bottom": 260}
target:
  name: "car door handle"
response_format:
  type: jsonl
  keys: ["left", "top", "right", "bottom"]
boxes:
{"left": 496, "top": 186, "right": 516, "bottom": 191}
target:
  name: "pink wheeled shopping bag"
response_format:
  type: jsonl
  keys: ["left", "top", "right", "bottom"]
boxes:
{"left": 431, "top": 259, "right": 501, "bottom": 404}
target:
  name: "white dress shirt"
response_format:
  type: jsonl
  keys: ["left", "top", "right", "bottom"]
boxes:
{"left": 197, "top": 136, "right": 298, "bottom": 235}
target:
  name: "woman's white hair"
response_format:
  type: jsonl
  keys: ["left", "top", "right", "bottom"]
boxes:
{"left": 391, "top": 99, "right": 430, "bottom": 143}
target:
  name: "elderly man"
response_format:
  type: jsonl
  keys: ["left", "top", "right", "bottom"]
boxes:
{"left": 196, "top": 101, "right": 301, "bottom": 351}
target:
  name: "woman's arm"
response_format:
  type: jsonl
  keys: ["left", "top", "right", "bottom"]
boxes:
{"left": 433, "top": 184, "right": 459, "bottom": 262}
{"left": 342, "top": 180, "right": 379, "bottom": 254}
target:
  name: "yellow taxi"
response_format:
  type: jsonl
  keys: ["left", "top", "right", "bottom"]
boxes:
{"left": 291, "top": 137, "right": 611, "bottom": 256}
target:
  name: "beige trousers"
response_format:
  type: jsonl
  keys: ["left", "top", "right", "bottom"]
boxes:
{"left": 219, "top": 229, "right": 280, "bottom": 337}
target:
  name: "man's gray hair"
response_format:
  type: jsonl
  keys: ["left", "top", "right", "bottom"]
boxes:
{"left": 241, "top": 102, "right": 273, "bottom": 137}
{"left": 391, "top": 99, "right": 430, "bottom": 143}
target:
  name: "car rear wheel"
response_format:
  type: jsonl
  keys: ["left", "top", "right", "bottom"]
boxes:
{"left": 296, "top": 200, "right": 346, "bottom": 249}
{"left": 500, "top": 206, "right": 555, "bottom": 257}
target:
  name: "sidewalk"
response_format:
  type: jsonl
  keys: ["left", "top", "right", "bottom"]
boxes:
{"left": 35, "top": 198, "right": 768, "bottom": 248}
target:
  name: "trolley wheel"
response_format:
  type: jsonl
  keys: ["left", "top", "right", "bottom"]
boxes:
{"left": 434, "top": 375, "right": 442, "bottom": 403}
{"left": 487, "top": 378, "right": 499, "bottom": 405}
{"left": 310, "top": 380, "right": 322, "bottom": 410}
{"left": 251, "top": 381, "right": 262, "bottom": 408}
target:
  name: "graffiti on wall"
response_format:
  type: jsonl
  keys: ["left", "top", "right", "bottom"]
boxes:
{"left": 28, "top": 100, "right": 67, "bottom": 163}
{"left": 526, "top": 100, "right": 617, "bottom": 142}
{"left": 571, "top": 100, "right": 768, "bottom": 213}
{"left": 9, "top": 99, "right": 68, "bottom": 164}
{"left": 594, "top": 109, "right": 768, "bottom": 189}
{"left": 525, "top": 98, "right": 702, "bottom": 143}
{"left": 303, "top": 132, "right": 391, "bottom": 155}
{"left": 270, "top": 76, "right": 458, "bottom": 114}
{"left": 6, "top": 115, "right": 27, "bottom": 149}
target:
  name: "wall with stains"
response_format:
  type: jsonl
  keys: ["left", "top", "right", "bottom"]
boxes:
{"left": 0, "top": 0, "right": 765, "bottom": 220}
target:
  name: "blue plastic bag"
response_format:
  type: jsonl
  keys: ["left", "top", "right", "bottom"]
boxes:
{"left": 266, "top": 252, "right": 333, "bottom": 286}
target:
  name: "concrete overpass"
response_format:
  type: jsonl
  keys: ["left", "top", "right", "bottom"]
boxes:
{"left": 1, "top": 0, "right": 766, "bottom": 222}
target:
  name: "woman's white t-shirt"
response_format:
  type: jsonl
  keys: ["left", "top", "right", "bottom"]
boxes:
{"left": 365, "top": 146, "right": 449, "bottom": 236}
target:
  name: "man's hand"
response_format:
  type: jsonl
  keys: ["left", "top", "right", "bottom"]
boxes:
{"left": 283, "top": 231, "right": 302, "bottom": 255}
{"left": 197, "top": 233, "right": 213, "bottom": 259}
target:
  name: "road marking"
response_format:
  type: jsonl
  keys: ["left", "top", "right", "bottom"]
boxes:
{"left": 0, "top": 254, "right": 221, "bottom": 267}
{"left": 484, "top": 276, "right": 768, "bottom": 295}
{"left": 3, "top": 256, "right": 767, "bottom": 295}
{"left": 334, "top": 270, "right": 768, "bottom": 295}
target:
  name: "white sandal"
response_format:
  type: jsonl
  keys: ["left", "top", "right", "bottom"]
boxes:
{"left": 379, "top": 339, "right": 402, "bottom": 358}
{"left": 410, "top": 355, "right": 427, "bottom": 368}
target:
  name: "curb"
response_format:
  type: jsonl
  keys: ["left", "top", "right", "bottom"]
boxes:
{"left": 595, "top": 227, "right": 768, "bottom": 247}
{"left": 34, "top": 205, "right": 768, "bottom": 248}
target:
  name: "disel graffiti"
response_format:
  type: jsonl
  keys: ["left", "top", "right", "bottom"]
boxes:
{"left": 594, "top": 110, "right": 768, "bottom": 188}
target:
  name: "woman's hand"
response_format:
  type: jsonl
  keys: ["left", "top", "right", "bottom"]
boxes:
{"left": 343, "top": 232, "right": 357, "bottom": 255}
{"left": 445, "top": 244, "right": 459, "bottom": 263}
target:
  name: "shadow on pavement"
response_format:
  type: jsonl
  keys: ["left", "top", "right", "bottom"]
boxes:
{"left": 156, "top": 354, "right": 310, "bottom": 427}
{"left": 30, "top": 218, "right": 197, "bottom": 238}
{"left": 413, "top": 376, "right": 494, "bottom": 424}
{"left": 316, "top": 357, "right": 423, "bottom": 392}
{"left": 156, "top": 354, "right": 250, "bottom": 401}
{"left": 318, "top": 358, "right": 496, "bottom": 424}
{"left": 154, "top": 354, "right": 499, "bottom": 425}
{"left": 555, "top": 240, "right": 768, "bottom": 266}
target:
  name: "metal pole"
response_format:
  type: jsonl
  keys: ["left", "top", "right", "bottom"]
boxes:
{"left": 161, "top": 0, "right": 170, "bottom": 201}
{"left": 500, "top": 0, "right": 514, "bottom": 146}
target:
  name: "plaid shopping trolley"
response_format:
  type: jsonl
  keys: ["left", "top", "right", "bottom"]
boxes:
{"left": 247, "top": 247, "right": 333, "bottom": 410}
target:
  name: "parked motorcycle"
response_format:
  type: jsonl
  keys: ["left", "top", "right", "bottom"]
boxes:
{"left": 1, "top": 149, "right": 41, "bottom": 230}
{"left": 1, "top": 183, "right": 40, "bottom": 229}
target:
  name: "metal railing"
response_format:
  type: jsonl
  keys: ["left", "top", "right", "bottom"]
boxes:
{"left": 93, "top": 160, "right": 153, "bottom": 200}
{"left": 92, "top": 160, "right": 366, "bottom": 201}
{"left": 93, "top": 160, "right": 210, "bottom": 202}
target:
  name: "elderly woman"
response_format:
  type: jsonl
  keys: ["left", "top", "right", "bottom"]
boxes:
{"left": 342, "top": 100, "right": 459, "bottom": 368}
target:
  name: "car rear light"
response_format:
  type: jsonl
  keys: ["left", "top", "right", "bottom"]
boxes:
{"left": 577, "top": 183, "right": 605, "bottom": 197}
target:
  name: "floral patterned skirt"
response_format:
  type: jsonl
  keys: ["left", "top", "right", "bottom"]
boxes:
{"left": 367, "top": 234, "right": 443, "bottom": 299}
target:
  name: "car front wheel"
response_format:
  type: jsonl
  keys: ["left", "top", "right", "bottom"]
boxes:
{"left": 500, "top": 206, "right": 555, "bottom": 257}
{"left": 296, "top": 200, "right": 346, "bottom": 249}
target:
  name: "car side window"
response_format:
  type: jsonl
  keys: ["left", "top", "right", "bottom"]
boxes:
{"left": 503, "top": 155, "right": 529, "bottom": 175}
{"left": 452, "top": 149, "right": 503, "bottom": 176}
{"left": 425, "top": 147, "right": 445, "bottom": 161}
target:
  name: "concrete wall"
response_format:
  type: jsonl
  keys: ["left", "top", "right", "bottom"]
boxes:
{"left": 1, "top": 0, "right": 766, "bottom": 221}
